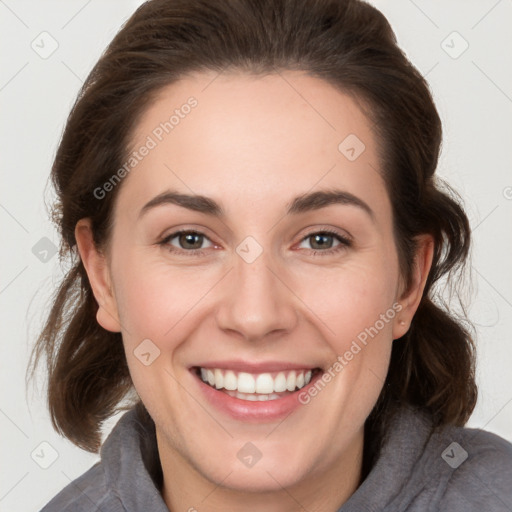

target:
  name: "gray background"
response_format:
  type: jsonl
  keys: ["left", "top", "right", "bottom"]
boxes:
{"left": 1, "top": 1, "right": 511, "bottom": 510}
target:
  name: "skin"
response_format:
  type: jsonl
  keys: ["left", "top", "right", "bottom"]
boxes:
{"left": 76, "top": 71, "right": 433, "bottom": 512}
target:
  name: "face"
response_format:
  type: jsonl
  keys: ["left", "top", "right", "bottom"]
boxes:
{"left": 78, "top": 71, "right": 425, "bottom": 496}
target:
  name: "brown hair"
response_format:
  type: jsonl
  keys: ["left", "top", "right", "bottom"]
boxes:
{"left": 29, "top": 0, "right": 477, "bottom": 455}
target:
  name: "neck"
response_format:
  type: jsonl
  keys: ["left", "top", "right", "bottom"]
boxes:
{"left": 156, "top": 428, "right": 365, "bottom": 512}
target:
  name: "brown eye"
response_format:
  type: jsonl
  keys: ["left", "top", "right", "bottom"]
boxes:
{"left": 309, "top": 233, "right": 336, "bottom": 250}
{"left": 160, "top": 230, "right": 214, "bottom": 253}
{"left": 177, "top": 232, "right": 204, "bottom": 250}
{"left": 297, "top": 230, "right": 352, "bottom": 255}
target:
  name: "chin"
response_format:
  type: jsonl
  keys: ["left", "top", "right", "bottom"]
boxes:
{"left": 208, "top": 463, "right": 307, "bottom": 494}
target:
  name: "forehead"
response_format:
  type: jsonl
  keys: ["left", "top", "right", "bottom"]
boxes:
{"left": 119, "top": 70, "right": 390, "bottom": 224}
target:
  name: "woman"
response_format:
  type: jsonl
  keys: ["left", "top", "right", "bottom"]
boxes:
{"left": 31, "top": 0, "right": 512, "bottom": 510}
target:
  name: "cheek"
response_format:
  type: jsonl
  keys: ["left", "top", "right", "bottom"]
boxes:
{"left": 295, "top": 257, "right": 399, "bottom": 342}
{"left": 112, "top": 252, "right": 220, "bottom": 349}
{"left": 292, "top": 254, "right": 399, "bottom": 407}
{"left": 112, "top": 235, "right": 399, "bottom": 352}
{"left": 308, "top": 272, "right": 397, "bottom": 437}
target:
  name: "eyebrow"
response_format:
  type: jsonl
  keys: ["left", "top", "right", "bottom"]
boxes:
{"left": 138, "top": 188, "right": 375, "bottom": 222}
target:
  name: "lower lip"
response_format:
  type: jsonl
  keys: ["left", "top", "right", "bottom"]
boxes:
{"left": 191, "top": 369, "right": 323, "bottom": 422}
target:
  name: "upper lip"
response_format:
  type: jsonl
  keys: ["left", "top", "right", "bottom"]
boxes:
{"left": 191, "top": 360, "right": 321, "bottom": 373}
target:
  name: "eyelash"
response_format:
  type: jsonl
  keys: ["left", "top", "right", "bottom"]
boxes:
{"left": 158, "top": 228, "right": 352, "bottom": 257}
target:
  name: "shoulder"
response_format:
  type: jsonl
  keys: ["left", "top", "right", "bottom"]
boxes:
{"left": 38, "top": 405, "right": 165, "bottom": 512}
{"left": 432, "top": 423, "right": 512, "bottom": 511}
{"left": 378, "top": 404, "right": 512, "bottom": 511}
{"left": 39, "top": 462, "right": 124, "bottom": 512}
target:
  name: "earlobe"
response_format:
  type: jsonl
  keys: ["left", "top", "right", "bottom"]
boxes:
{"left": 74, "top": 218, "right": 122, "bottom": 333}
{"left": 393, "top": 234, "right": 435, "bottom": 340}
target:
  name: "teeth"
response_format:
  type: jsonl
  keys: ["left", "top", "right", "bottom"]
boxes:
{"left": 255, "top": 373, "right": 274, "bottom": 394}
{"left": 214, "top": 368, "right": 224, "bottom": 389}
{"left": 224, "top": 370, "right": 237, "bottom": 391}
{"left": 286, "top": 372, "right": 296, "bottom": 391}
{"left": 224, "top": 390, "right": 282, "bottom": 401}
{"left": 238, "top": 372, "right": 256, "bottom": 393}
{"left": 198, "top": 367, "right": 315, "bottom": 395}
{"left": 274, "top": 372, "right": 287, "bottom": 392}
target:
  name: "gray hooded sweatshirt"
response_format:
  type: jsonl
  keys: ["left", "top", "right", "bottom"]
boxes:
{"left": 40, "top": 403, "right": 512, "bottom": 511}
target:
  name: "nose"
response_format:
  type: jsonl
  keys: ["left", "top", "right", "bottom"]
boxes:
{"left": 215, "top": 247, "right": 299, "bottom": 342}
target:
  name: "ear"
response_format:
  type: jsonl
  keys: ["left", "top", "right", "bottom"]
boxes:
{"left": 75, "top": 218, "right": 121, "bottom": 332}
{"left": 392, "top": 234, "right": 434, "bottom": 340}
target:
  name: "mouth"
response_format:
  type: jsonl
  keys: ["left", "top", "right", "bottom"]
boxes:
{"left": 191, "top": 366, "right": 324, "bottom": 402}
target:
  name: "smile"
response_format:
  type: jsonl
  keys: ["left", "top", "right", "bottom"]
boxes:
{"left": 193, "top": 367, "right": 322, "bottom": 401}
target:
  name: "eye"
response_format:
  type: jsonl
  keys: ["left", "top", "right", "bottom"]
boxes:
{"left": 297, "top": 230, "right": 352, "bottom": 255}
{"left": 158, "top": 228, "right": 352, "bottom": 257}
{"left": 159, "top": 230, "right": 214, "bottom": 254}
